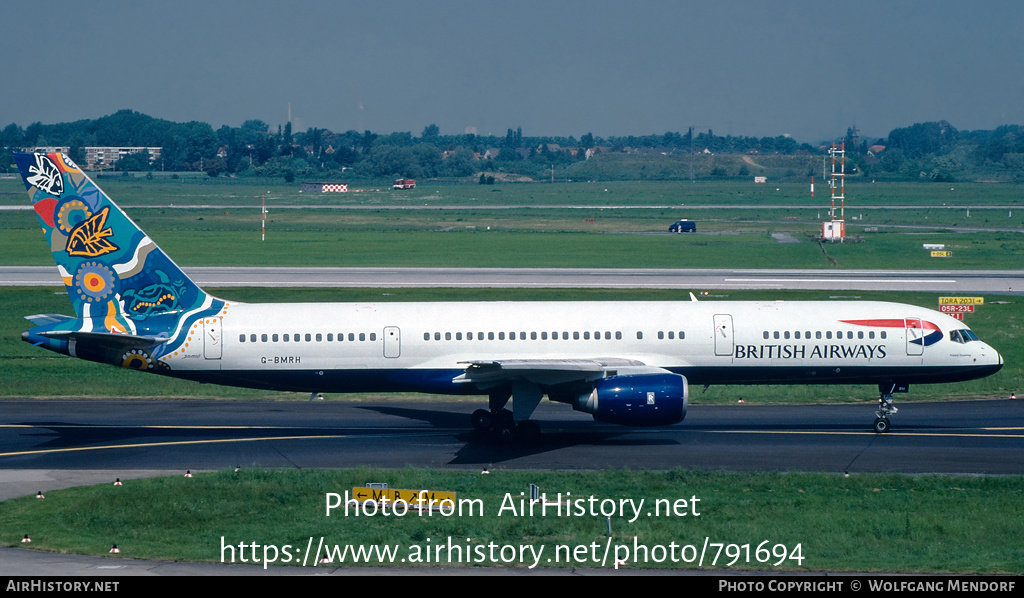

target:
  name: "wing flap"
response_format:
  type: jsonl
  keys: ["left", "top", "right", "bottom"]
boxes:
{"left": 453, "top": 358, "right": 663, "bottom": 389}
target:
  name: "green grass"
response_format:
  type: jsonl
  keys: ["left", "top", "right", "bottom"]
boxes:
{"left": 5, "top": 176, "right": 1024, "bottom": 270}
{"left": 1, "top": 468, "right": 1020, "bottom": 572}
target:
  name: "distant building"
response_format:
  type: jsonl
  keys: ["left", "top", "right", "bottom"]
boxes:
{"left": 84, "top": 147, "right": 162, "bottom": 168}
{"left": 31, "top": 146, "right": 70, "bottom": 155}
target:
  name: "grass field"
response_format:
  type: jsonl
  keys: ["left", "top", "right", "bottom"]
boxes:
{"left": 1, "top": 468, "right": 1021, "bottom": 572}
{"left": 4, "top": 177, "right": 1024, "bottom": 270}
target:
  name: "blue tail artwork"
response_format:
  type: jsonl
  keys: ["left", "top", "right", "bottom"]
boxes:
{"left": 17, "top": 152, "right": 229, "bottom": 372}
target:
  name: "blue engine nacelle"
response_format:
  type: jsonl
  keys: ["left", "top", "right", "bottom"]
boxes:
{"left": 573, "top": 373, "right": 687, "bottom": 426}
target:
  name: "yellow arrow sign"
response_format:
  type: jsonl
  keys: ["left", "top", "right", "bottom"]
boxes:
{"left": 939, "top": 297, "right": 984, "bottom": 305}
{"left": 351, "top": 487, "right": 456, "bottom": 507}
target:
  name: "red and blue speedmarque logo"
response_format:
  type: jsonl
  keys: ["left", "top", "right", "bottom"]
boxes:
{"left": 841, "top": 319, "right": 943, "bottom": 347}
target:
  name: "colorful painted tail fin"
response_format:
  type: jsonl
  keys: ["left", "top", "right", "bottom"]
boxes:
{"left": 16, "top": 152, "right": 222, "bottom": 343}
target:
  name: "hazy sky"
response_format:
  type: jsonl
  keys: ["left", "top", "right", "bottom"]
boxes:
{"left": 4, "top": 0, "right": 1023, "bottom": 143}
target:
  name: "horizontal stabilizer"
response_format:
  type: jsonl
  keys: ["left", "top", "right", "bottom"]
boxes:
{"left": 33, "top": 329, "right": 167, "bottom": 351}
{"left": 25, "top": 313, "right": 76, "bottom": 326}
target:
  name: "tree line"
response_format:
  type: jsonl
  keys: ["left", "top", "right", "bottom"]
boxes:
{"left": 2, "top": 110, "right": 1023, "bottom": 182}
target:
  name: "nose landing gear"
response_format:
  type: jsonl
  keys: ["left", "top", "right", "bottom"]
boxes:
{"left": 873, "top": 383, "right": 902, "bottom": 433}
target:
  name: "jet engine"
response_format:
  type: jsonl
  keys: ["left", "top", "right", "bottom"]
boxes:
{"left": 572, "top": 373, "right": 687, "bottom": 426}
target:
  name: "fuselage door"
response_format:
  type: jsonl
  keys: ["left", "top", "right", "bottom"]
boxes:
{"left": 203, "top": 317, "right": 222, "bottom": 360}
{"left": 905, "top": 318, "right": 924, "bottom": 356}
{"left": 713, "top": 314, "right": 734, "bottom": 356}
{"left": 384, "top": 326, "right": 401, "bottom": 358}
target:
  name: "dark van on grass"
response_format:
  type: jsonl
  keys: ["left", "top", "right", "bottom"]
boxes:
{"left": 669, "top": 220, "right": 696, "bottom": 233}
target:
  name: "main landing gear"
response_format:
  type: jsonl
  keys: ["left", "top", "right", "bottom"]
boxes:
{"left": 873, "top": 383, "right": 901, "bottom": 433}
{"left": 469, "top": 386, "right": 543, "bottom": 443}
{"left": 470, "top": 408, "right": 541, "bottom": 442}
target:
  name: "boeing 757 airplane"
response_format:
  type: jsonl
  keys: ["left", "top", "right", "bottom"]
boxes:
{"left": 15, "top": 152, "right": 1003, "bottom": 438}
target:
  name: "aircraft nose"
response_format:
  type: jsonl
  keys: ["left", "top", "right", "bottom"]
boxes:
{"left": 985, "top": 344, "right": 1003, "bottom": 372}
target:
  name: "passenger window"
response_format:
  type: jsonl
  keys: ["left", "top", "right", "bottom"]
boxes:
{"left": 679, "top": 331, "right": 685, "bottom": 339}
{"left": 273, "top": 334, "right": 279, "bottom": 342}
{"left": 283, "top": 334, "right": 289, "bottom": 342}
{"left": 816, "top": 331, "right": 822, "bottom": 339}
{"left": 359, "top": 333, "right": 366, "bottom": 341}
{"left": 637, "top": 331, "right": 643, "bottom": 340}
{"left": 763, "top": 331, "right": 769, "bottom": 339}
{"left": 261, "top": 334, "right": 268, "bottom": 342}
{"left": 239, "top": 334, "right": 246, "bottom": 342}
{"left": 424, "top": 333, "right": 430, "bottom": 341}
{"left": 306, "top": 333, "right": 312, "bottom": 342}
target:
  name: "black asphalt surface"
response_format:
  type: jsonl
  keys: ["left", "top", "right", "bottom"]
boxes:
{"left": 2, "top": 397, "right": 1021, "bottom": 475}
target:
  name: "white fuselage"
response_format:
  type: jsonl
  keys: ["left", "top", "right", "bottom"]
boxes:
{"left": 161, "top": 299, "right": 1002, "bottom": 395}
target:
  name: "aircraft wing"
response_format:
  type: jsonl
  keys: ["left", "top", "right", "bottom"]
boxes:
{"left": 453, "top": 358, "right": 671, "bottom": 389}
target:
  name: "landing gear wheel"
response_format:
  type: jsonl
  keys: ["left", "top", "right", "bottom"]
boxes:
{"left": 494, "top": 419, "right": 516, "bottom": 442}
{"left": 514, "top": 420, "right": 541, "bottom": 443}
{"left": 873, "top": 417, "right": 890, "bottom": 434}
{"left": 470, "top": 409, "right": 492, "bottom": 431}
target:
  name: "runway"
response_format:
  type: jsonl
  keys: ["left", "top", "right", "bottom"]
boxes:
{"left": 4, "top": 266, "right": 1024, "bottom": 293}
{"left": 2, "top": 398, "right": 1022, "bottom": 479}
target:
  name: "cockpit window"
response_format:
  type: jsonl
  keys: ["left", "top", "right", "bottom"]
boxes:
{"left": 949, "top": 329, "right": 979, "bottom": 344}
